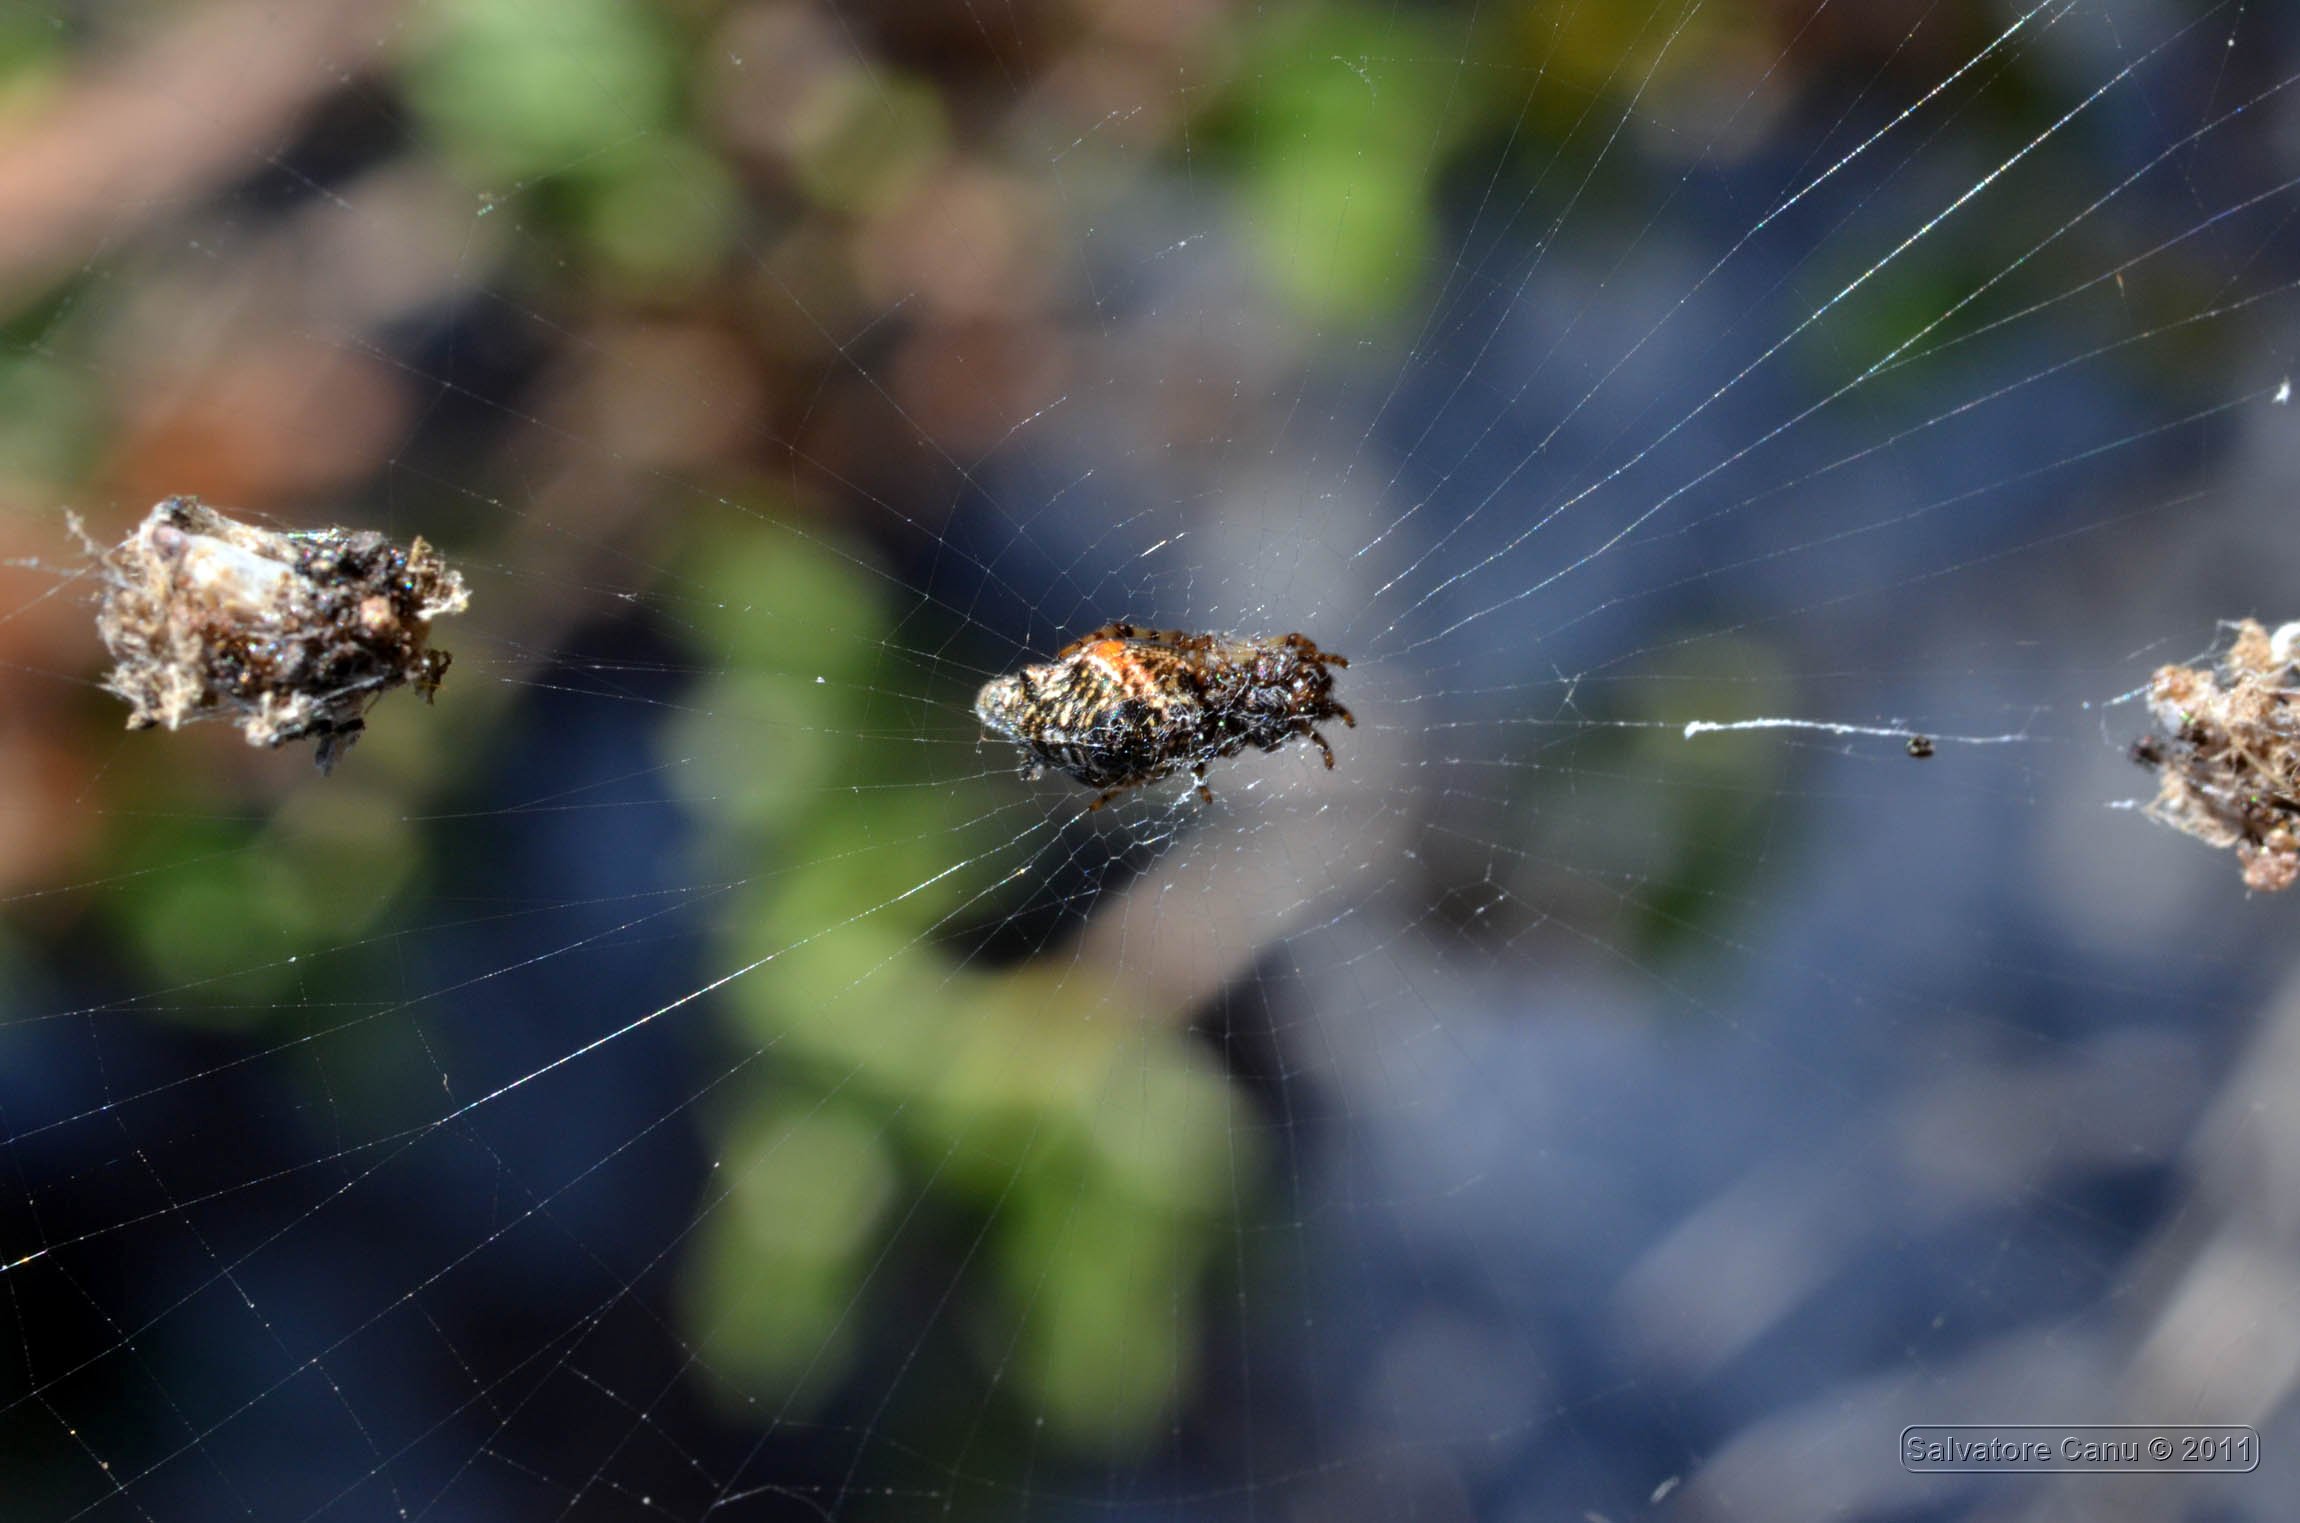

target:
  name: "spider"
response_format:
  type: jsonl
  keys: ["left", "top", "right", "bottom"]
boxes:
{"left": 974, "top": 622, "right": 1355, "bottom": 808}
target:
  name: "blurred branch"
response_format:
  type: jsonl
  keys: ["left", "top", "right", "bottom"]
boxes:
{"left": 0, "top": 0, "right": 400, "bottom": 309}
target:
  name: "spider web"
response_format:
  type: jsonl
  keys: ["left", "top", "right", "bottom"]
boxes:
{"left": 1, "top": 1, "right": 2297, "bottom": 1519}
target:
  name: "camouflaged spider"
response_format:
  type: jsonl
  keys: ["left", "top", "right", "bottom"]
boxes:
{"left": 973, "top": 622, "right": 1355, "bottom": 808}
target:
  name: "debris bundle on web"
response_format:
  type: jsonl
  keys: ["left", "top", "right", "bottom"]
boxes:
{"left": 94, "top": 497, "right": 470, "bottom": 772}
{"left": 2135, "top": 619, "right": 2300, "bottom": 893}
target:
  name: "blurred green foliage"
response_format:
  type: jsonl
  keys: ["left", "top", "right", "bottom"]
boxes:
{"left": 402, "top": 0, "right": 736, "bottom": 282}
{"left": 1206, "top": 0, "right": 1778, "bottom": 325}
{"left": 118, "top": 787, "right": 416, "bottom": 1005}
{"left": 402, "top": 0, "right": 682, "bottom": 182}
{"left": 0, "top": 351, "right": 97, "bottom": 486}
{"left": 0, "top": 9, "right": 60, "bottom": 95}
{"left": 1617, "top": 637, "right": 1796, "bottom": 960}
{"left": 0, "top": 279, "right": 101, "bottom": 484}
{"left": 1218, "top": 5, "right": 1490, "bottom": 324}
{"left": 1507, "top": 0, "right": 1758, "bottom": 136}
{"left": 784, "top": 73, "right": 949, "bottom": 216}
{"left": 664, "top": 522, "right": 1255, "bottom": 1452}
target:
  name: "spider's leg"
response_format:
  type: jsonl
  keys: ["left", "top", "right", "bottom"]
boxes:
{"left": 1193, "top": 762, "right": 1213, "bottom": 805}
{"left": 1330, "top": 702, "right": 1357, "bottom": 728}
{"left": 1090, "top": 787, "right": 1121, "bottom": 811}
{"left": 1309, "top": 728, "right": 1336, "bottom": 769}
{"left": 1284, "top": 633, "right": 1346, "bottom": 667}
